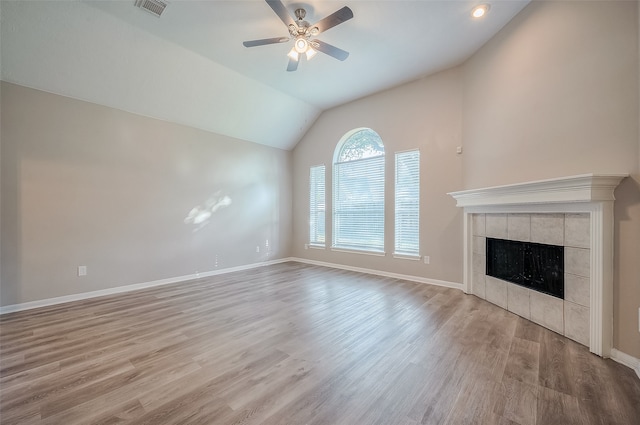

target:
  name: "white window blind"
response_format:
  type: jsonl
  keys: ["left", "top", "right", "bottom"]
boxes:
{"left": 333, "top": 129, "right": 385, "bottom": 253}
{"left": 309, "top": 165, "right": 325, "bottom": 246}
{"left": 394, "top": 150, "right": 420, "bottom": 256}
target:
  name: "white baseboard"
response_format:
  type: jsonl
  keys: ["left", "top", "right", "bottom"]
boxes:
{"left": 610, "top": 349, "right": 640, "bottom": 380}
{"left": 290, "top": 257, "right": 463, "bottom": 291}
{"left": 0, "top": 257, "right": 462, "bottom": 315}
{"left": 0, "top": 258, "right": 295, "bottom": 315}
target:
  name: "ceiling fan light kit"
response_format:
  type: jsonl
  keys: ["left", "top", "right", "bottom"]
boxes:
{"left": 242, "top": 0, "right": 354, "bottom": 72}
{"left": 294, "top": 37, "right": 309, "bottom": 53}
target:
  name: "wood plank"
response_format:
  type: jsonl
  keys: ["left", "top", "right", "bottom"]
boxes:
{"left": 493, "top": 377, "right": 538, "bottom": 425}
{"left": 536, "top": 386, "right": 587, "bottom": 425}
{"left": 503, "top": 337, "right": 540, "bottom": 386}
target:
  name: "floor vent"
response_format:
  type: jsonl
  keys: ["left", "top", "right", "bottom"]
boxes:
{"left": 134, "top": 0, "right": 168, "bottom": 18}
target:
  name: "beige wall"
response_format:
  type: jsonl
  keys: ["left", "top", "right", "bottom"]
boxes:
{"left": 292, "top": 68, "right": 464, "bottom": 284}
{"left": 463, "top": 1, "right": 640, "bottom": 357}
{"left": 1, "top": 82, "right": 292, "bottom": 306}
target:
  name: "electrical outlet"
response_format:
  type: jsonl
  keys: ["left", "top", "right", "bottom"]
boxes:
{"left": 256, "top": 246, "right": 260, "bottom": 253}
{"left": 78, "top": 265, "right": 87, "bottom": 276}
{"left": 304, "top": 244, "right": 309, "bottom": 250}
{"left": 423, "top": 256, "right": 430, "bottom": 264}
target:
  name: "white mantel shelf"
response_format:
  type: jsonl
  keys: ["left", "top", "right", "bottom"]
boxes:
{"left": 448, "top": 173, "right": 628, "bottom": 358}
{"left": 448, "top": 174, "right": 628, "bottom": 208}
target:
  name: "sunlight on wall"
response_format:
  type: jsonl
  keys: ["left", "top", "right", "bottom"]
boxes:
{"left": 184, "top": 191, "right": 232, "bottom": 232}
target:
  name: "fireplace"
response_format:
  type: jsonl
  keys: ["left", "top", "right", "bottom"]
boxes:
{"left": 448, "top": 174, "right": 627, "bottom": 358}
{"left": 472, "top": 213, "right": 585, "bottom": 343}
{"left": 486, "top": 238, "right": 564, "bottom": 299}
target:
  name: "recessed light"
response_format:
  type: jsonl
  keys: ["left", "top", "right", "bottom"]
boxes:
{"left": 472, "top": 4, "right": 490, "bottom": 18}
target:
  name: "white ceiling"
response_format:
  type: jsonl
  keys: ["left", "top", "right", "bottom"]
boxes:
{"left": 1, "top": 0, "right": 530, "bottom": 150}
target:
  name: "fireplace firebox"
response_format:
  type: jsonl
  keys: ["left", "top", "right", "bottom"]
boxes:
{"left": 486, "top": 238, "right": 564, "bottom": 299}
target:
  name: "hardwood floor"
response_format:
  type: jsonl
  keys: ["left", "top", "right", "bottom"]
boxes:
{"left": 1, "top": 262, "right": 639, "bottom": 425}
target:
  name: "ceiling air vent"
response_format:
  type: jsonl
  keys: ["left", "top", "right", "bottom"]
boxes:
{"left": 134, "top": 0, "right": 168, "bottom": 18}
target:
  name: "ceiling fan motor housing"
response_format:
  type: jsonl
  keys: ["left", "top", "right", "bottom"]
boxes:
{"left": 291, "top": 8, "right": 320, "bottom": 38}
{"left": 294, "top": 8, "right": 306, "bottom": 21}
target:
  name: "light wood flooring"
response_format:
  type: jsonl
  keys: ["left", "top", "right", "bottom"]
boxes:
{"left": 1, "top": 262, "right": 639, "bottom": 425}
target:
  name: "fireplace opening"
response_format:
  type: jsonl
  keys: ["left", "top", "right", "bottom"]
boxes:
{"left": 486, "top": 238, "right": 564, "bottom": 299}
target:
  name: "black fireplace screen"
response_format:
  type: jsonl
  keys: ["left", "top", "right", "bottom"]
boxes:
{"left": 486, "top": 238, "right": 564, "bottom": 299}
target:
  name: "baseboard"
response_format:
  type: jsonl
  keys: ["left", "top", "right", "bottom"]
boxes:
{"left": 0, "top": 257, "right": 295, "bottom": 315}
{"left": 290, "top": 257, "right": 463, "bottom": 291}
{"left": 610, "top": 349, "right": 640, "bottom": 380}
{"left": 1, "top": 257, "right": 462, "bottom": 315}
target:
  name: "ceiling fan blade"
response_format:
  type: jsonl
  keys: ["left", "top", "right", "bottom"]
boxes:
{"left": 286, "top": 57, "right": 299, "bottom": 72}
{"left": 266, "top": 0, "right": 296, "bottom": 28}
{"left": 312, "top": 6, "right": 353, "bottom": 34}
{"left": 243, "top": 37, "right": 290, "bottom": 48}
{"left": 311, "top": 40, "right": 349, "bottom": 61}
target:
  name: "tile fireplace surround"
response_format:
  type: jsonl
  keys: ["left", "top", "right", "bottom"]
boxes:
{"left": 449, "top": 174, "right": 627, "bottom": 358}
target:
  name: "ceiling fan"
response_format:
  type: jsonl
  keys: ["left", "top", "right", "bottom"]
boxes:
{"left": 242, "top": 0, "right": 354, "bottom": 72}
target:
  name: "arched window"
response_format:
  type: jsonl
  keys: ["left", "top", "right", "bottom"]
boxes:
{"left": 333, "top": 128, "right": 385, "bottom": 253}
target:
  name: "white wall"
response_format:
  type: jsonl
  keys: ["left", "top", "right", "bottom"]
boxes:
{"left": 292, "top": 67, "right": 464, "bottom": 284}
{"left": 462, "top": 1, "right": 640, "bottom": 357}
{"left": 1, "top": 82, "right": 292, "bottom": 306}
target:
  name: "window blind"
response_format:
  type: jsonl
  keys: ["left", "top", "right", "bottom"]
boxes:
{"left": 333, "top": 155, "right": 385, "bottom": 252}
{"left": 309, "top": 165, "right": 326, "bottom": 246}
{"left": 394, "top": 150, "right": 420, "bottom": 256}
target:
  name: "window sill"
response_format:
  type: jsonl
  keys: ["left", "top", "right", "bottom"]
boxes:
{"left": 392, "top": 253, "right": 421, "bottom": 261}
{"left": 331, "top": 247, "right": 386, "bottom": 257}
{"left": 308, "top": 244, "right": 326, "bottom": 250}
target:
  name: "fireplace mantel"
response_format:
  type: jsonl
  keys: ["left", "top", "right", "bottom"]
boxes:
{"left": 448, "top": 174, "right": 627, "bottom": 358}
{"left": 448, "top": 173, "right": 628, "bottom": 208}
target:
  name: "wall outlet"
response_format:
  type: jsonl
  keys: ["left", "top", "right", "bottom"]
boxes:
{"left": 304, "top": 244, "right": 309, "bottom": 250}
{"left": 78, "top": 265, "right": 87, "bottom": 277}
{"left": 423, "top": 256, "right": 430, "bottom": 264}
{"left": 456, "top": 146, "right": 463, "bottom": 154}
{"left": 256, "top": 246, "right": 260, "bottom": 253}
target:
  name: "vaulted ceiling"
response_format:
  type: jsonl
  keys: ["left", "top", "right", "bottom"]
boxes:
{"left": 0, "top": 0, "right": 530, "bottom": 150}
